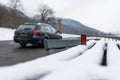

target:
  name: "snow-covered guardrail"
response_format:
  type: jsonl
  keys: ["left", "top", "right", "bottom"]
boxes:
{"left": 45, "top": 40, "right": 96, "bottom": 61}
{"left": 41, "top": 40, "right": 120, "bottom": 80}
{"left": 87, "top": 35, "right": 120, "bottom": 41}
{"left": 41, "top": 40, "right": 106, "bottom": 80}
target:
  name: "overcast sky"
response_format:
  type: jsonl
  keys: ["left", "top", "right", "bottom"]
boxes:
{"left": 0, "top": 0, "right": 120, "bottom": 33}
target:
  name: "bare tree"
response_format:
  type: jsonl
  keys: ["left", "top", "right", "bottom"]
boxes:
{"left": 9, "top": 0, "right": 23, "bottom": 11}
{"left": 0, "top": 4, "right": 4, "bottom": 26}
{"left": 8, "top": 0, "right": 23, "bottom": 28}
{"left": 38, "top": 4, "right": 55, "bottom": 23}
{"left": 0, "top": 4, "right": 9, "bottom": 27}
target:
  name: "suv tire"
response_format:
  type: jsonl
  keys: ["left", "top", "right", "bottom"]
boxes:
{"left": 20, "top": 43, "right": 27, "bottom": 47}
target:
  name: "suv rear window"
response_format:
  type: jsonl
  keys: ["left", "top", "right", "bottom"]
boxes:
{"left": 17, "top": 25, "right": 36, "bottom": 30}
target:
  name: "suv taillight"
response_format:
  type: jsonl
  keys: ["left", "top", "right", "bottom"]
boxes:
{"left": 34, "top": 30, "right": 40, "bottom": 36}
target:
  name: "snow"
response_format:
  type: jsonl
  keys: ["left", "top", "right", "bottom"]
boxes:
{"left": 61, "top": 33, "right": 80, "bottom": 39}
{"left": 0, "top": 28, "right": 15, "bottom": 41}
{"left": 41, "top": 40, "right": 106, "bottom": 80}
{"left": 0, "top": 28, "right": 120, "bottom": 80}
{"left": 107, "top": 41, "right": 120, "bottom": 80}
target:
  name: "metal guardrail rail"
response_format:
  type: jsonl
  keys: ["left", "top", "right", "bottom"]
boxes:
{"left": 44, "top": 39, "right": 81, "bottom": 54}
{"left": 44, "top": 35, "right": 120, "bottom": 54}
{"left": 44, "top": 39, "right": 81, "bottom": 49}
{"left": 87, "top": 35, "right": 120, "bottom": 40}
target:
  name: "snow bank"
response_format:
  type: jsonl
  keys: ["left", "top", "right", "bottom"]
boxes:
{"left": 0, "top": 28, "right": 15, "bottom": 41}
{"left": 107, "top": 41, "right": 120, "bottom": 80}
{"left": 41, "top": 40, "right": 106, "bottom": 80}
{"left": 107, "top": 41, "right": 120, "bottom": 66}
{"left": 44, "top": 40, "right": 96, "bottom": 61}
{"left": 62, "top": 33, "right": 80, "bottom": 39}
{"left": 39, "top": 40, "right": 120, "bottom": 80}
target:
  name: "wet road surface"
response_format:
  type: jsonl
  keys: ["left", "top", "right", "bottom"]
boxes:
{"left": 0, "top": 41, "right": 47, "bottom": 66}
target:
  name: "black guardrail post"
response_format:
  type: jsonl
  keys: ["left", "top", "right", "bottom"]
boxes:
{"left": 100, "top": 43, "right": 107, "bottom": 66}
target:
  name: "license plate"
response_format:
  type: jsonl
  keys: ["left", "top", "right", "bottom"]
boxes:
{"left": 20, "top": 33, "right": 28, "bottom": 37}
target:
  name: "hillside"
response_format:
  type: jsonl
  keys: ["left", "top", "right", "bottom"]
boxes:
{"left": 0, "top": 4, "right": 36, "bottom": 28}
{"left": 0, "top": 4, "right": 103, "bottom": 35}
{"left": 61, "top": 18, "right": 103, "bottom": 35}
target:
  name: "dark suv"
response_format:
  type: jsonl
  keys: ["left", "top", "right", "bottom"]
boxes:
{"left": 14, "top": 23, "right": 62, "bottom": 47}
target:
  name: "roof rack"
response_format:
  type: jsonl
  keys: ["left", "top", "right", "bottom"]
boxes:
{"left": 24, "top": 22, "right": 37, "bottom": 25}
{"left": 37, "top": 23, "right": 48, "bottom": 25}
{"left": 23, "top": 22, "right": 49, "bottom": 25}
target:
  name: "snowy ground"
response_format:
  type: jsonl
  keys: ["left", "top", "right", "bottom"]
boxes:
{"left": 0, "top": 28, "right": 120, "bottom": 80}
{"left": 0, "top": 28, "right": 15, "bottom": 41}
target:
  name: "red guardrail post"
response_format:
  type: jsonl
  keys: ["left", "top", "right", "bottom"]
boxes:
{"left": 81, "top": 35, "right": 86, "bottom": 45}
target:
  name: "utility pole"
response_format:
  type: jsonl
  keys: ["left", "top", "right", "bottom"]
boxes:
{"left": 57, "top": 19, "right": 62, "bottom": 33}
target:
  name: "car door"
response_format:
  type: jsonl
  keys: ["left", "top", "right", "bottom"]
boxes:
{"left": 45, "top": 25, "right": 57, "bottom": 39}
{"left": 50, "top": 26, "right": 61, "bottom": 39}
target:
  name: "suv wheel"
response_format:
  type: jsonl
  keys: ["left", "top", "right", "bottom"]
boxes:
{"left": 59, "top": 37, "right": 62, "bottom": 39}
{"left": 20, "top": 43, "right": 27, "bottom": 47}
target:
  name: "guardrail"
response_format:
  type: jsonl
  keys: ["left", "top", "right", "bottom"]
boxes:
{"left": 87, "top": 35, "right": 120, "bottom": 41}
{"left": 44, "top": 34, "right": 120, "bottom": 54}
{"left": 44, "top": 39, "right": 81, "bottom": 54}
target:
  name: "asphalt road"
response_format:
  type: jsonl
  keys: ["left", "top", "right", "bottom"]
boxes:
{"left": 0, "top": 41, "right": 47, "bottom": 66}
